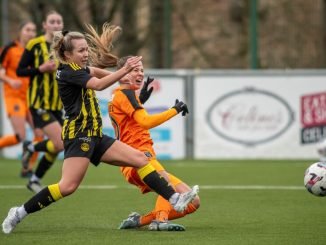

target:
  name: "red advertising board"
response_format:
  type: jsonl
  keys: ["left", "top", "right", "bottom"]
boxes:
{"left": 301, "top": 92, "right": 326, "bottom": 127}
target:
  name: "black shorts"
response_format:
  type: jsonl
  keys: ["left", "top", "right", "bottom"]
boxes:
{"left": 63, "top": 135, "right": 116, "bottom": 166}
{"left": 30, "top": 108, "right": 64, "bottom": 129}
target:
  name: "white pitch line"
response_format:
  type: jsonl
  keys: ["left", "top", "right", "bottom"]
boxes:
{"left": 0, "top": 185, "right": 304, "bottom": 190}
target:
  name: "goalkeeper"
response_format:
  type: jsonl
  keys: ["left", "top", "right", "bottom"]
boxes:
{"left": 108, "top": 57, "right": 200, "bottom": 231}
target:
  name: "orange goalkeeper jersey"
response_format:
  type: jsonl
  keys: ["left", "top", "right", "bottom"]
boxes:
{"left": 109, "top": 87, "right": 178, "bottom": 191}
{"left": 0, "top": 41, "right": 29, "bottom": 99}
{"left": 108, "top": 87, "right": 154, "bottom": 153}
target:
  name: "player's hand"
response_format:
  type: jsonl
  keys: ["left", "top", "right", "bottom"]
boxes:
{"left": 172, "top": 99, "right": 189, "bottom": 116}
{"left": 139, "top": 76, "right": 154, "bottom": 104}
{"left": 39, "top": 60, "right": 56, "bottom": 73}
{"left": 120, "top": 74, "right": 133, "bottom": 84}
{"left": 124, "top": 56, "right": 142, "bottom": 72}
{"left": 8, "top": 79, "right": 22, "bottom": 89}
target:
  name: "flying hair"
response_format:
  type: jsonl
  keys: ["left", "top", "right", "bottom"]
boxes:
{"left": 84, "top": 22, "right": 121, "bottom": 68}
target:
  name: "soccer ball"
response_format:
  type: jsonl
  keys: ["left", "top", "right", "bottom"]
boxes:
{"left": 316, "top": 138, "right": 326, "bottom": 162}
{"left": 304, "top": 162, "right": 326, "bottom": 196}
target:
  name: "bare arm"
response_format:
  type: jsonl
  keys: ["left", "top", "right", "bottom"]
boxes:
{"left": 89, "top": 67, "right": 113, "bottom": 78}
{"left": 86, "top": 56, "right": 142, "bottom": 91}
{"left": 0, "top": 68, "right": 21, "bottom": 89}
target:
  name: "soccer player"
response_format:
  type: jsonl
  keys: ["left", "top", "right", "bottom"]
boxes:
{"left": 108, "top": 56, "right": 200, "bottom": 231}
{"left": 2, "top": 24, "right": 198, "bottom": 234}
{"left": 16, "top": 11, "right": 64, "bottom": 192}
{"left": 0, "top": 20, "right": 43, "bottom": 177}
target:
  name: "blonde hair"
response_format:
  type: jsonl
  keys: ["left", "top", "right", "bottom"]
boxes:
{"left": 51, "top": 23, "right": 121, "bottom": 67}
{"left": 84, "top": 22, "right": 121, "bottom": 68}
{"left": 51, "top": 30, "right": 85, "bottom": 64}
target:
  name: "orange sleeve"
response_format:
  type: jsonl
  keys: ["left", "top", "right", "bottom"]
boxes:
{"left": 133, "top": 108, "right": 178, "bottom": 130}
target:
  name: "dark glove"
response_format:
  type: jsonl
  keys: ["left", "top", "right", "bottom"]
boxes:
{"left": 139, "top": 77, "right": 154, "bottom": 104}
{"left": 172, "top": 99, "right": 189, "bottom": 116}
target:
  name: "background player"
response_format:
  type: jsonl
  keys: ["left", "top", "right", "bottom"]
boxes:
{"left": 16, "top": 11, "right": 64, "bottom": 192}
{"left": 0, "top": 20, "right": 43, "bottom": 177}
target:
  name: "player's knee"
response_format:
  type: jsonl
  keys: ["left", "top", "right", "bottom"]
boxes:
{"left": 133, "top": 151, "right": 148, "bottom": 168}
{"left": 53, "top": 140, "right": 64, "bottom": 153}
{"left": 15, "top": 133, "right": 24, "bottom": 143}
{"left": 59, "top": 182, "right": 79, "bottom": 197}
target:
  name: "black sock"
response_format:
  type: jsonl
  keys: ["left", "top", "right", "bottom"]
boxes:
{"left": 34, "top": 140, "right": 50, "bottom": 152}
{"left": 24, "top": 187, "right": 55, "bottom": 214}
{"left": 34, "top": 154, "right": 57, "bottom": 179}
{"left": 142, "top": 171, "right": 175, "bottom": 200}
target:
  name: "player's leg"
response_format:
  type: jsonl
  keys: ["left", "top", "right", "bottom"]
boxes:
{"left": 22, "top": 110, "right": 63, "bottom": 168}
{"left": 100, "top": 137, "right": 199, "bottom": 212}
{"left": 0, "top": 115, "right": 24, "bottom": 150}
{"left": 0, "top": 99, "right": 26, "bottom": 148}
{"left": 147, "top": 174, "right": 200, "bottom": 222}
{"left": 119, "top": 173, "right": 200, "bottom": 230}
{"left": 23, "top": 121, "right": 63, "bottom": 165}
{"left": 2, "top": 156, "right": 89, "bottom": 234}
{"left": 26, "top": 110, "right": 44, "bottom": 169}
{"left": 167, "top": 176, "right": 200, "bottom": 220}
{"left": 24, "top": 112, "right": 63, "bottom": 192}
{"left": 27, "top": 152, "right": 58, "bottom": 193}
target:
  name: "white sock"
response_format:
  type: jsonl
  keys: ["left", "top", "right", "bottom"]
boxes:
{"left": 27, "top": 143, "right": 35, "bottom": 152}
{"left": 169, "top": 193, "right": 180, "bottom": 206}
{"left": 17, "top": 205, "right": 28, "bottom": 220}
{"left": 30, "top": 174, "right": 40, "bottom": 182}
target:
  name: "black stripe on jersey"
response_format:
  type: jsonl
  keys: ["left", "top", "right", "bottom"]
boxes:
{"left": 61, "top": 63, "right": 102, "bottom": 139}
{"left": 121, "top": 89, "right": 143, "bottom": 110}
{"left": 109, "top": 113, "right": 120, "bottom": 140}
{"left": 27, "top": 40, "right": 62, "bottom": 110}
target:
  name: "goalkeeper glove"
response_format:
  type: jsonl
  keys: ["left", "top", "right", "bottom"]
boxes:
{"left": 139, "top": 77, "right": 154, "bottom": 104}
{"left": 173, "top": 99, "right": 189, "bottom": 116}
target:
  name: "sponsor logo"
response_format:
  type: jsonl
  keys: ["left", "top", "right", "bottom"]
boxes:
{"left": 79, "top": 137, "right": 91, "bottom": 143}
{"left": 81, "top": 143, "right": 90, "bottom": 152}
{"left": 300, "top": 92, "right": 326, "bottom": 144}
{"left": 206, "top": 87, "right": 294, "bottom": 146}
{"left": 14, "top": 104, "right": 20, "bottom": 112}
{"left": 56, "top": 70, "right": 61, "bottom": 79}
{"left": 42, "top": 113, "right": 50, "bottom": 121}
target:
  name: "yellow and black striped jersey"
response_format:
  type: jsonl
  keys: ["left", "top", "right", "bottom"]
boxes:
{"left": 17, "top": 35, "right": 62, "bottom": 111}
{"left": 56, "top": 63, "right": 102, "bottom": 140}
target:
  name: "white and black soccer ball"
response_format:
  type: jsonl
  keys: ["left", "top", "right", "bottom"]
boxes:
{"left": 316, "top": 138, "right": 326, "bottom": 162}
{"left": 304, "top": 162, "right": 326, "bottom": 197}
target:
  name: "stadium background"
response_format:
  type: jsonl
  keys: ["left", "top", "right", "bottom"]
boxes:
{"left": 0, "top": 1, "right": 326, "bottom": 245}
{"left": 1, "top": 0, "right": 325, "bottom": 160}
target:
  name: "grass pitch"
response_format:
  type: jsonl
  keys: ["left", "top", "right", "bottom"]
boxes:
{"left": 0, "top": 158, "right": 325, "bottom": 245}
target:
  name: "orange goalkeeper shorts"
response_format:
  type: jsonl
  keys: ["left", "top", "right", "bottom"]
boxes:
{"left": 4, "top": 96, "right": 28, "bottom": 117}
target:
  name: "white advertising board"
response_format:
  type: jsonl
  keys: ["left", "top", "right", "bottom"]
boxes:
{"left": 194, "top": 74, "right": 326, "bottom": 159}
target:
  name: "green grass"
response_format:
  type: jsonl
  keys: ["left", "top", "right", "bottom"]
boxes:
{"left": 0, "top": 158, "right": 325, "bottom": 245}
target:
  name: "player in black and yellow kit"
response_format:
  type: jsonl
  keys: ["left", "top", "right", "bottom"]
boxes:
{"left": 2, "top": 24, "right": 198, "bottom": 234}
{"left": 16, "top": 11, "right": 64, "bottom": 192}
